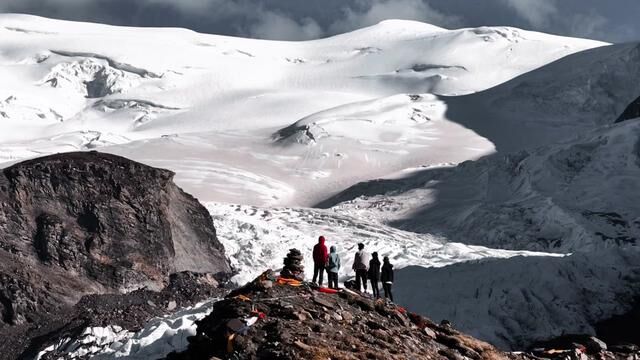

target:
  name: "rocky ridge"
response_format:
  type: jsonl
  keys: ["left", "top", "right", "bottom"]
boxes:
{"left": 168, "top": 270, "right": 640, "bottom": 360}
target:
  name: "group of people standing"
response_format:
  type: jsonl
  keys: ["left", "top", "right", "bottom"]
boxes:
{"left": 312, "top": 236, "right": 394, "bottom": 301}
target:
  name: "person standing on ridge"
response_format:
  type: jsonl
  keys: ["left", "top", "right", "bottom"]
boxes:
{"left": 368, "top": 252, "right": 381, "bottom": 298}
{"left": 352, "top": 243, "right": 370, "bottom": 292}
{"left": 326, "top": 245, "right": 341, "bottom": 289}
{"left": 381, "top": 256, "right": 394, "bottom": 301}
{"left": 312, "top": 236, "right": 329, "bottom": 286}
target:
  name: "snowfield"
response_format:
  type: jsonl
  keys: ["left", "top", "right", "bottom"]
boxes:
{"left": 1, "top": 13, "right": 639, "bottom": 355}
{"left": 205, "top": 202, "right": 564, "bottom": 286}
{"left": 0, "top": 13, "right": 605, "bottom": 206}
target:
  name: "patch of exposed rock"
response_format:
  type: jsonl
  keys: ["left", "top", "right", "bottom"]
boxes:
{"left": 0, "top": 151, "right": 231, "bottom": 329}
{"left": 616, "top": 95, "right": 640, "bottom": 123}
{"left": 596, "top": 298, "right": 640, "bottom": 348}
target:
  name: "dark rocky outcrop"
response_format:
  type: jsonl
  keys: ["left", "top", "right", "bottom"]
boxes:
{"left": 0, "top": 151, "right": 231, "bottom": 329}
{"left": 169, "top": 271, "right": 640, "bottom": 360}
{"left": 170, "top": 270, "right": 518, "bottom": 360}
{"left": 596, "top": 298, "right": 640, "bottom": 347}
{"left": 616, "top": 95, "right": 640, "bottom": 122}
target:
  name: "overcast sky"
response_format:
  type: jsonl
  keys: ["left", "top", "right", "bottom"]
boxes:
{"left": 1, "top": 0, "right": 638, "bottom": 43}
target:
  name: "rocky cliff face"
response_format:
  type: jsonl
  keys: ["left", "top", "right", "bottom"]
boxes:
{"left": 0, "top": 151, "right": 231, "bottom": 327}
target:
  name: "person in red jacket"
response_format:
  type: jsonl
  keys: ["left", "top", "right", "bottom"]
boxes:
{"left": 312, "top": 235, "right": 329, "bottom": 286}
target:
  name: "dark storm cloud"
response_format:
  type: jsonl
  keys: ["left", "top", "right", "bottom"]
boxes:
{"left": 1, "top": 0, "right": 639, "bottom": 43}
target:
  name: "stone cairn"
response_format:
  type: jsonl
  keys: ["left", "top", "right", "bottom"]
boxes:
{"left": 280, "top": 248, "right": 304, "bottom": 280}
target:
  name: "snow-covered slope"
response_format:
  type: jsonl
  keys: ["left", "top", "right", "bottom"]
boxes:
{"left": 439, "top": 43, "right": 640, "bottom": 153}
{"left": 395, "top": 249, "right": 640, "bottom": 350}
{"left": 204, "top": 202, "right": 562, "bottom": 285}
{"left": 322, "top": 119, "right": 640, "bottom": 252}
{"left": 314, "top": 118, "right": 640, "bottom": 348}
{"left": 0, "top": 14, "right": 605, "bottom": 206}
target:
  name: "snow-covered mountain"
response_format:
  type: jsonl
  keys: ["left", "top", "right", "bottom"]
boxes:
{"left": 0, "top": 14, "right": 604, "bottom": 206}
{"left": 1, "top": 13, "right": 639, "bottom": 354}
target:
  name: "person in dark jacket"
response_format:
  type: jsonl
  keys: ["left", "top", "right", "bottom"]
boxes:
{"left": 381, "top": 256, "right": 394, "bottom": 301}
{"left": 326, "top": 246, "right": 341, "bottom": 289}
{"left": 312, "top": 236, "right": 329, "bottom": 286}
{"left": 368, "top": 252, "right": 381, "bottom": 298}
{"left": 352, "top": 243, "right": 370, "bottom": 292}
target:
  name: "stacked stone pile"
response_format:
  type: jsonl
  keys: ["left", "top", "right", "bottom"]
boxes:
{"left": 280, "top": 248, "right": 304, "bottom": 280}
